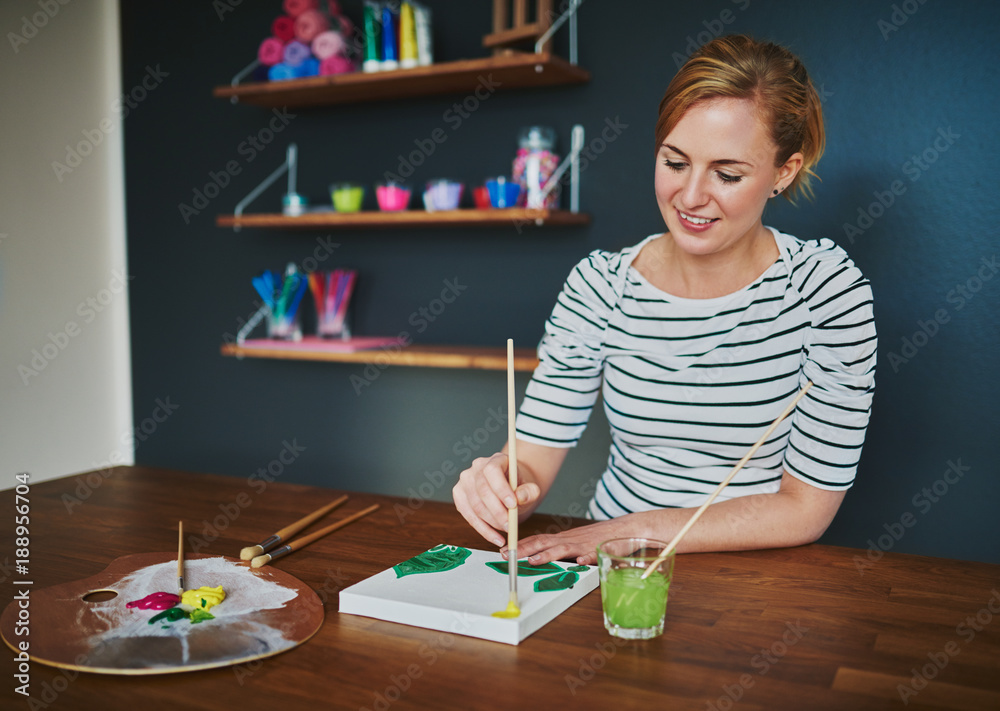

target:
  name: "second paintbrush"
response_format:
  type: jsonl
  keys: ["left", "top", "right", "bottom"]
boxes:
{"left": 250, "top": 504, "right": 381, "bottom": 568}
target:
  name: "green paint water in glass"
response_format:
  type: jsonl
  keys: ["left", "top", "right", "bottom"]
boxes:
{"left": 602, "top": 567, "right": 670, "bottom": 629}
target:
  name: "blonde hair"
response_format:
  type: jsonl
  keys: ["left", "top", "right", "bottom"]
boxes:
{"left": 654, "top": 35, "right": 825, "bottom": 202}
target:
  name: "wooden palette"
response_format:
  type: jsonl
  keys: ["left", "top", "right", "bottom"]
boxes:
{"left": 0, "top": 553, "right": 323, "bottom": 675}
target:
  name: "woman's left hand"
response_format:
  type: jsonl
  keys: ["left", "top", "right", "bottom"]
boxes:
{"left": 503, "top": 516, "right": 642, "bottom": 566}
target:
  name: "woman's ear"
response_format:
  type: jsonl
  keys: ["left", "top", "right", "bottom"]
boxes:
{"left": 778, "top": 151, "right": 804, "bottom": 189}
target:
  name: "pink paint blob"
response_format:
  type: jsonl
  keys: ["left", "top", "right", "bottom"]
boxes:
{"left": 126, "top": 592, "right": 181, "bottom": 610}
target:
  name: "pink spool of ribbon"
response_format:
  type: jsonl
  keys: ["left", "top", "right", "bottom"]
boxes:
{"left": 311, "top": 30, "right": 346, "bottom": 60}
{"left": 295, "top": 9, "right": 329, "bottom": 43}
{"left": 319, "top": 55, "right": 354, "bottom": 76}
{"left": 283, "top": 0, "right": 319, "bottom": 17}
{"left": 271, "top": 16, "right": 296, "bottom": 43}
{"left": 258, "top": 37, "right": 286, "bottom": 67}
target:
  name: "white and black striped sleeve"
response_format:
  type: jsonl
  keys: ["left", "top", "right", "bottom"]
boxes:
{"left": 783, "top": 239, "right": 877, "bottom": 489}
{"left": 516, "top": 250, "right": 618, "bottom": 447}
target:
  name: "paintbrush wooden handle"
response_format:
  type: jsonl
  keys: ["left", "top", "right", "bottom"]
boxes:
{"left": 268, "top": 495, "right": 349, "bottom": 548}
{"left": 285, "top": 504, "right": 380, "bottom": 551}
{"left": 641, "top": 382, "right": 813, "bottom": 577}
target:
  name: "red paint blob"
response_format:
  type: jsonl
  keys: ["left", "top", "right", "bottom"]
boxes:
{"left": 126, "top": 592, "right": 181, "bottom": 610}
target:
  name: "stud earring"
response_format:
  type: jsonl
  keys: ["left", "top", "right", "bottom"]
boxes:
{"left": 772, "top": 188, "right": 781, "bottom": 196}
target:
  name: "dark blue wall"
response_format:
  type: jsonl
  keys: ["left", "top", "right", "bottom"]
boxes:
{"left": 122, "top": 1, "right": 1000, "bottom": 563}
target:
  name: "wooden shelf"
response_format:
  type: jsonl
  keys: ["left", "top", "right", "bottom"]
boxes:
{"left": 221, "top": 341, "right": 539, "bottom": 371}
{"left": 214, "top": 53, "right": 589, "bottom": 108}
{"left": 216, "top": 208, "right": 589, "bottom": 231}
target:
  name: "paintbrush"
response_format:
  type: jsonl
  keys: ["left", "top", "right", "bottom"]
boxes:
{"left": 493, "top": 339, "right": 521, "bottom": 619}
{"left": 250, "top": 504, "right": 380, "bottom": 568}
{"left": 177, "top": 521, "right": 185, "bottom": 595}
{"left": 641, "top": 382, "right": 814, "bottom": 578}
{"left": 240, "top": 495, "right": 349, "bottom": 560}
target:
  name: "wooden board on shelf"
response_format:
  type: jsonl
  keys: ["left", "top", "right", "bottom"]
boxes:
{"left": 216, "top": 208, "right": 589, "bottom": 230}
{"left": 220, "top": 342, "right": 539, "bottom": 372}
{"left": 213, "top": 53, "right": 589, "bottom": 108}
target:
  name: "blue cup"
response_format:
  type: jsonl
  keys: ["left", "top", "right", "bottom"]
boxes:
{"left": 487, "top": 177, "right": 521, "bottom": 209}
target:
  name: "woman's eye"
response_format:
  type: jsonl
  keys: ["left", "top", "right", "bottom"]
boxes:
{"left": 717, "top": 172, "right": 742, "bottom": 183}
{"left": 663, "top": 160, "right": 685, "bottom": 172}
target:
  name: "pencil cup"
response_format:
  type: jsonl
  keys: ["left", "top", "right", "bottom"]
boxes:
{"left": 308, "top": 269, "right": 357, "bottom": 339}
{"left": 266, "top": 306, "right": 302, "bottom": 341}
{"left": 597, "top": 538, "right": 674, "bottom": 640}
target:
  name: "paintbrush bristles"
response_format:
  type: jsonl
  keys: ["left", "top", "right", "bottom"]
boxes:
{"left": 250, "top": 554, "right": 271, "bottom": 569}
{"left": 240, "top": 545, "right": 263, "bottom": 561}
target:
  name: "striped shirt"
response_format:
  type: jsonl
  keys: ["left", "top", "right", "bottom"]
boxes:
{"left": 516, "top": 228, "right": 877, "bottom": 520}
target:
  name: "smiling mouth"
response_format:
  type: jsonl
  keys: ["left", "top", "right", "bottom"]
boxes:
{"left": 678, "top": 210, "right": 718, "bottom": 225}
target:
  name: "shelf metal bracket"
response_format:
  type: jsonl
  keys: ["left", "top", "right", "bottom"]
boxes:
{"left": 234, "top": 303, "right": 270, "bottom": 352}
{"left": 534, "top": 124, "right": 584, "bottom": 213}
{"left": 231, "top": 143, "right": 299, "bottom": 232}
{"left": 535, "top": 0, "right": 582, "bottom": 65}
{"left": 228, "top": 59, "right": 262, "bottom": 103}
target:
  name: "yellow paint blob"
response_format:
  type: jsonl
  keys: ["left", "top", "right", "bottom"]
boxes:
{"left": 491, "top": 600, "right": 521, "bottom": 619}
{"left": 180, "top": 585, "right": 226, "bottom": 610}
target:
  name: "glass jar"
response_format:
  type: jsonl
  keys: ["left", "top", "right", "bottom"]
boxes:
{"left": 512, "top": 126, "right": 560, "bottom": 209}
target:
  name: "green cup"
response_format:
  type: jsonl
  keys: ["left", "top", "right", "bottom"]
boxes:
{"left": 331, "top": 182, "right": 364, "bottom": 212}
{"left": 597, "top": 538, "right": 674, "bottom": 639}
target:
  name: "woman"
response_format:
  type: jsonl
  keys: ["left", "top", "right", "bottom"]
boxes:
{"left": 453, "top": 35, "right": 876, "bottom": 566}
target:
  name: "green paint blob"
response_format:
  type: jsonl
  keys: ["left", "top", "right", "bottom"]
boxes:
{"left": 485, "top": 560, "right": 562, "bottom": 577}
{"left": 393, "top": 545, "right": 472, "bottom": 578}
{"left": 149, "top": 607, "right": 189, "bottom": 625}
{"left": 534, "top": 571, "right": 579, "bottom": 593}
{"left": 189, "top": 609, "right": 215, "bottom": 624}
{"left": 568, "top": 565, "right": 589, "bottom": 572}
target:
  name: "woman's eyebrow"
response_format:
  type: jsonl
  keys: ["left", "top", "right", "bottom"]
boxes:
{"left": 662, "top": 143, "right": 752, "bottom": 167}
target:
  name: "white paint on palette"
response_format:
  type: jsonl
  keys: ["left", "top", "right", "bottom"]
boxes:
{"left": 339, "top": 546, "right": 598, "bottom": 645}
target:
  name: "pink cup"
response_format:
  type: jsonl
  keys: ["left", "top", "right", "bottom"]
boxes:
{"left": 375, "top": 182, "right": 411, "bottom": 211}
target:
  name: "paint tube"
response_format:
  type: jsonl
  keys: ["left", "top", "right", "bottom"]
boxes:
{"left": 381, "top": 3, "right": 399, "bottom": 71}
{"left": 399, "top": 2, "right": 418, "bottom": 69}
{"left": 413, "top": 2, "right": 433, "bottom": 66}
{"left": 362, "top": 1, "right": 382, "bottom": 73}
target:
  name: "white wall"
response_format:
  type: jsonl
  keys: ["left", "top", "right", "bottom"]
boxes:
{"left": 0, "top": 0, "right": 132, "bottom": 485}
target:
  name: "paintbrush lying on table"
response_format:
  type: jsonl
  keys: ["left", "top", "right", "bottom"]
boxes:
{"left": 240, "top": 496, "right": 379, "bottom": 568}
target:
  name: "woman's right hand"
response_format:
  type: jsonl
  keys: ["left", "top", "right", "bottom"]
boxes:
{"left": 452, "top": 451, "right": 542, "bottom": 548}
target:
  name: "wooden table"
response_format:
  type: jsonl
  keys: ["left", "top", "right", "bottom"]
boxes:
{"left": 2, "top": 466, "right": 998, "bottom": 710}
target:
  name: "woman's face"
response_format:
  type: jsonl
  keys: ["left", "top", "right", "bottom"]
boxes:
{"left": 654, "top": 97, "right": 795, "bottom": 258}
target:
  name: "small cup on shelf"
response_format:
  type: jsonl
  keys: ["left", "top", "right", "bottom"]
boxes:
{"left": 422, "top": 179, "right": 463, "bottom": 212}
{"left": 330, "top": 182, "right": 364, "bottom": 212}
{"left": 486, "top": 176, "right": 521, "bottom": 209}
{"left": 472, "top": 185, "right": 492, "bottom": 209}
{"left": 375, "top": 181, "right": 412, "bottom": 211}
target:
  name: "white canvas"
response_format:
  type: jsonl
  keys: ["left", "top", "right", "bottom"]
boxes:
{"left": 338, "top": 545, "right": 598, "bottom": 645}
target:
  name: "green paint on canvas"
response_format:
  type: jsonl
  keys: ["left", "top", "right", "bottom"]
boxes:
{"left": 534, "top": 571, "right": 579, "bottom": 592}
{"left": 393, "top": 545, "right": 472, "bottom": 578}
{"left": 485, "top": 560, "right": 563, "bottom": 577}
